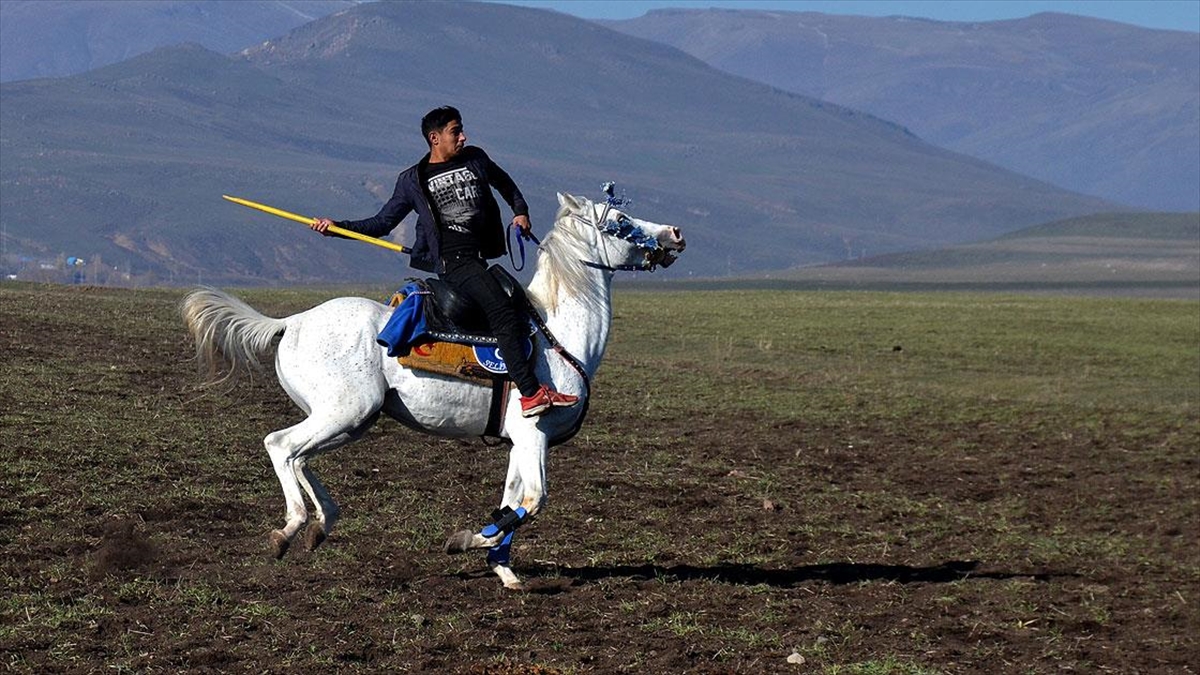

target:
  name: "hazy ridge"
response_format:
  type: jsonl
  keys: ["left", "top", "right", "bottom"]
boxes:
{"left": 0, "top": 2, "right": 1137, "bottom": 285}
{"left": 604, "top": 10, "right": 1200, "bottom": 212}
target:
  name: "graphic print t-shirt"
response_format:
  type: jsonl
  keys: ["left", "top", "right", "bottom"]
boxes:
{"left": 426, "top": 158, "right": 487, "bottom": 257}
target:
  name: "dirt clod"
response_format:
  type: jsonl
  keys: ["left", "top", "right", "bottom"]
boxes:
{"left": 90, "top": 518, "right": 155, "bottom": 578}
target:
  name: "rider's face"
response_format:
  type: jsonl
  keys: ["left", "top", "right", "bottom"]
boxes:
{"left": 429, "top": 120, "right": 466, "bottom": 159}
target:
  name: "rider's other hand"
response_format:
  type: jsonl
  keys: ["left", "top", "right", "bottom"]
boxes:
{"left": 512, "top": 214, "right": 532, "bottom": 237}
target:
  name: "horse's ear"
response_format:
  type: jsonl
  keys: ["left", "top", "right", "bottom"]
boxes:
{"left": 557, "top": 192, "right": 583, "bottom": 211}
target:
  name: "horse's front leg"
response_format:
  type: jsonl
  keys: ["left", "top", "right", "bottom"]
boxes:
{"left": 444, "top": 436, "right": 548, "bottom": 589}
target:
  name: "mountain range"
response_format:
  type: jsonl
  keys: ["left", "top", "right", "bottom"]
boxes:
{"left": 604, "top": 9, "right": 1200, "bottom": 212}
{"left": 4, "top": 2, "right": 1195, "bottom": 215}
{"left": 0, "top": 1, "right": 1150, "bottom": 284}
{"left": 0, "top": 0, "right": 361, "bottom": 82}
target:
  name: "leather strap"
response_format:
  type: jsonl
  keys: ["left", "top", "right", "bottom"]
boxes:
{"left": 521, "top": 295, "right": 591, "bottom": 447}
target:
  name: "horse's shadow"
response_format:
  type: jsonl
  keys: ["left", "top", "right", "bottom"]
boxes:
{"left": 518, "top": 560, "right": 1066, "bottom": 588}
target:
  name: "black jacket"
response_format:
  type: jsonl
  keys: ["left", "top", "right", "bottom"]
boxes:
{"left": 337, "top": 146, "right": 529, "bottom": 273}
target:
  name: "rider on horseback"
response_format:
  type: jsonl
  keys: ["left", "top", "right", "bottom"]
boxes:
{"left": 310, "top": 106, "right": 577, "bottom": 417}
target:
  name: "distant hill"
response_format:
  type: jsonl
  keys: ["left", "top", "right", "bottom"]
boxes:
{"left": 604, "top": 10, "right": 1200, "bottom": 212}
{"left": 0, "top": 1, "right": 1117, "bottom": 285}
{"left": 0, "top": 0, "right": 360, "bottom": 82}
{"left": 761, "top": 212, "right": 1200, "bottom": 297}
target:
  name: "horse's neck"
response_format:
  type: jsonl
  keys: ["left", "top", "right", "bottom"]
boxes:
{"left": 527, "top": 266, "right": 613, "bottom": 376}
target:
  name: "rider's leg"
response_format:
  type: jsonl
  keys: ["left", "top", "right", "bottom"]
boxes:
{"left": 439, "top": 256, "right": 540, "bottom": 397}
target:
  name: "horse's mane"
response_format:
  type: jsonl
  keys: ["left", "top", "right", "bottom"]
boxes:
{"left": 527, "top": 203, "right": 607, "bottom": 315}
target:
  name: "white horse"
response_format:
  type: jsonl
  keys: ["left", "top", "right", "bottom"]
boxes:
{"left": 182, "top": 192, "right": 685, "bottom": 589}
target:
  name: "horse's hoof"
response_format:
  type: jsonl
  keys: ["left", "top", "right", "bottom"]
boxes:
{"left": 444, "top": 529, "right": 475, "bottom": 554}
{"left": 304, "top": 522, "right": 327, "bottom": 551}
{"left": 491, "top": 563, "right": 524, "bottom": 589}
{"left": 268, "top": 530, "right": 290, "bottom": 559}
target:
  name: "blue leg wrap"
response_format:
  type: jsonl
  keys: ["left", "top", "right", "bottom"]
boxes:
{"left": 487, "top": 531, "right": 515, "bottom": 566}
{"left": 480, "top": 506, "right": 526, "bottom": 566}
{"left": 480, "top": 506, "right": 527, "bottom": 538}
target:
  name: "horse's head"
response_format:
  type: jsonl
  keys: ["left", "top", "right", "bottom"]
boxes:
{"left": 555, "top": 192, "right": 686, "bottom": 272}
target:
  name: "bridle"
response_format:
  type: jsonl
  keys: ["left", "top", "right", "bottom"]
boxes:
{"left": 572, "top": 201, "right": 668, "bottom": 272}
{"left": 508, "top": 193, "right": 670, "bottom": 273}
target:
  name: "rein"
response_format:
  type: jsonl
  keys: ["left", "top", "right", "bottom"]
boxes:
{"left": 510, "top": 211, "right": 658, "bottom": 272}
{"left": 507, "top": 224, "right": 540, "bottom": 272}
{"left": 521, "top": 293, "right": 591, "bottom": 447}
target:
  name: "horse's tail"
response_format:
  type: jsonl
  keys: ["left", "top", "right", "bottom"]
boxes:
{"left": 181, "top": 287, "right": 288, "bottom": 386}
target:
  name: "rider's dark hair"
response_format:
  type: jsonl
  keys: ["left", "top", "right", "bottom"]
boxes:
{"left": 421, "top": 106, "right": 462, "bottom": 146}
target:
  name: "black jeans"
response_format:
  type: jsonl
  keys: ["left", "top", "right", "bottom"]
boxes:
{"left": 440, "top": 255, "right": 540, "bottom": 397}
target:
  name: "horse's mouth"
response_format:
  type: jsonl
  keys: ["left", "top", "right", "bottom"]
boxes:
{"left": 647, "top": 249, "right": 681, "bottom": 269}
{"left": 645, "top": 232, "right": 684, "bottom": 270}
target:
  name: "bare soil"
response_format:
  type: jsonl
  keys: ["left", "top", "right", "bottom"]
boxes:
{"left": 1, "top": 285, "right": 1196, "bottom": 674}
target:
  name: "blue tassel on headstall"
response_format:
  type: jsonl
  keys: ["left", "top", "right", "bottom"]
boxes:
{"left": 602, "top": 181, "right": 631, "bottom": 208}
{"left": 508, "top": 182, "right": 642, "bottom": 272}
{"left": 598, "top": 182, "right": 656, "bottom": 251}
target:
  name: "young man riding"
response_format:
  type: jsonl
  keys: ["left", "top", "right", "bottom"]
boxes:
{"left": 311, "top": 106, "right": 578, "bottom": 417}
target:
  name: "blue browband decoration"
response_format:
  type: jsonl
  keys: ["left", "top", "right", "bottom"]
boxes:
{"left": 601, "top": 214, "right": 659, "bottom": 251}
{"left": 598, "top": 182, "right": 658, "bottom": 251}
{"left": 577, "top": 182, "right": 667, "bottom": 272}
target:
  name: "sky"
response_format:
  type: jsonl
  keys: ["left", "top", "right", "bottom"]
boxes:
{"left": 494, "top": 0, "right": 1200, "bottom": 32}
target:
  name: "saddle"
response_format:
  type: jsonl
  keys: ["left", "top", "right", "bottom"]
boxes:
{"left": 380, "top": 264, "right": 592, "bottom": 446}
{"left": 380, "top": 265, "right": 535, "bottom": 385}
{"left": 418, "top": 265, "right": 534, "bottom": 344}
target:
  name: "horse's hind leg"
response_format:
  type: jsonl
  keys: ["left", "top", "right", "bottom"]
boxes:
{"left": 296, "top": 461, "right": 337, "bottom": 551}
{"left": 264, "top": 413, "right": 375, "bottom": 558}
{"left": 300, "top": 412, "right": 380, "bottom": 550}
{"left": 265, "top": 425, "right": 309, "bottom": 559}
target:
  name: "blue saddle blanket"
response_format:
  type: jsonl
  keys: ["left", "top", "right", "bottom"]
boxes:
{"left": 376, "top": 283, "right": 429, "bottom": 357}
{"left": 377, "top": 282, "right": 536, "bottom": 374}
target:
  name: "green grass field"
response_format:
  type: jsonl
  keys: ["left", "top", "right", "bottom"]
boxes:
{"left": 607, "top": 288, "right": 1197, "bottom": 416}
{"left": 1, "top": 282, "right": 1196, "bottom": 674}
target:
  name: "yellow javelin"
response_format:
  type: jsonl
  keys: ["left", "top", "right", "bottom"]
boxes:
{"left": 222, "top": 194, "right": 410, "bottom": 254}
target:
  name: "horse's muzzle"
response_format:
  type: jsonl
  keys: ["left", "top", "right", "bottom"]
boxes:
{"left": 654, "top": 227, "right": 686, "bottom": 268}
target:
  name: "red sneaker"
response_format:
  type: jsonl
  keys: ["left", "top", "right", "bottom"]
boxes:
{"left": 520, "top": 384, "right": 579, "bottom": 417}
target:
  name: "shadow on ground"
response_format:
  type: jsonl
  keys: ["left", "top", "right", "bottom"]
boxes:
{"left": 451, "top": 560, "right": 1069, "bottom": 591}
